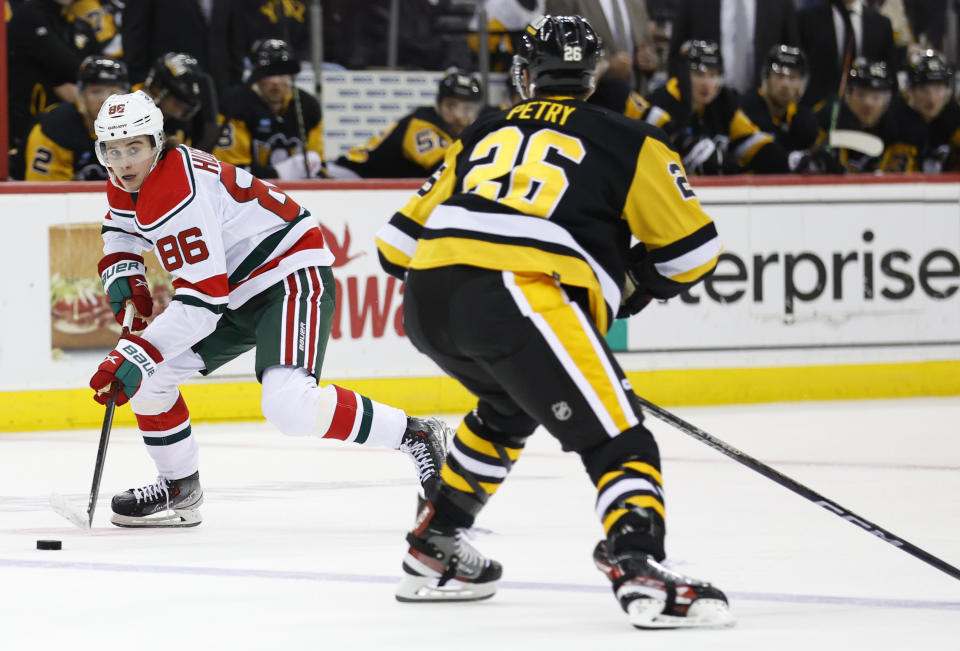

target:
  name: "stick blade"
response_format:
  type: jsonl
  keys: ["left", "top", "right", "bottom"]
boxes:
{"left": 829, "top": 129, "right": 885, "bottom": 157}
{"left": 49, "top": 493, "right": 92, "bottom": 532}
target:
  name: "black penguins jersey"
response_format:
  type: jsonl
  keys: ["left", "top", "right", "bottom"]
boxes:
{"left": 740, "top": 89, "right": 819, "bottom": 152}
{"left": 376, "top": 97, "right": 721, "bottom": 335}
{"left": 918, "top": 99, "right": 960, "bottom": 173}
{"left": 214, "top": 85, "right": 323, "bottom": 178}
{"left": 334, "top": 106, "right": 455, "bottom": 179}
{"left": 644, "top": 78, "right": 786, "bottom": 174}
{"left": 815, "top": 96, "right": 927, "bottom": 173}
{"left": 24, "top": 101, "right": 105, "bottom": 181}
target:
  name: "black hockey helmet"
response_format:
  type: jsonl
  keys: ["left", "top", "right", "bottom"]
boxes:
{"left": 512, "top": 14, "right": 603, "bottom": 99}
{"left": 248, "top": 38, "right": 300, "bottom": 84}
{"left": 78, "top": 55, "right": 129, "bottom": 90}
{"left": 765, "top": 44, "right": 807, "bottom": 77}
{"left": 907, "top": 49, "right": 953, "bottom": 87}
{"left": 437, "top": 68, "right": 483, "bottom": 103}
{"left": 680, "top": 39, "right": 723, "bottom": 73}
{"left": 144, "top": 52, "right": 203, "bottom": 118}
{"left": 847, "top": 58, "right": 892, "bottom": 91}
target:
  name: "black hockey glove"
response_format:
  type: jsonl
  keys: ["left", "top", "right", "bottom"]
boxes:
{"left": 788, "top": 146, "right": 845, "bottom": 175}
{"left": 618, "top": 244, "right": 655, "bottom": 319}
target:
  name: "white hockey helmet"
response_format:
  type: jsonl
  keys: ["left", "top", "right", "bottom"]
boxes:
{"left": 94, "top": 90, "right": 165, "bottom": 175}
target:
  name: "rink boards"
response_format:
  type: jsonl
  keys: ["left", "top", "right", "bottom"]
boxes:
{"left": 0, "top": 174, "right": 958, "bottom": 430}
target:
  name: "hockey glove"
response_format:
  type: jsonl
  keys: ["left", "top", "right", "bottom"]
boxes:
{"left": 618, "top": 244, "right": 655, "bottom": 319}
{"left": 89, "top": 334, "right": 163, "bottom": 406}
{"left": 98, "top": 253, "right": 152, "bottom": 331}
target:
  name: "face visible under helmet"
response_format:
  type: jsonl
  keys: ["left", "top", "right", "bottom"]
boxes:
{"left": 512, "top": 14, "right": 603, "bottom": 101}
{"left": 94, "top": 90, "right": 166, "bottom": 189}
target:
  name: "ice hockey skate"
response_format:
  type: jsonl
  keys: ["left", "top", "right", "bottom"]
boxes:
{"left": 396, "top": 500, "right": 501, "bottom": 602}
{"left": 593, "top": 540, "right": 734, "bottom": 629}
{"left": 399, "top": 416, "right": 450, "bottom": 494}
{"left": 111, "top": 471, "right": 203, "bottom": 528}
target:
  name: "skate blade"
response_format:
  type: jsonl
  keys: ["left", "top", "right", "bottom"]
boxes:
{"left": 627, "top": 598, "right": 735, "bottom": 630}
{"left": 110, "top": 508, "right": 202, "bottom": 528}
{"left": 395, "top": 574, "right": 497, "bottom": 602}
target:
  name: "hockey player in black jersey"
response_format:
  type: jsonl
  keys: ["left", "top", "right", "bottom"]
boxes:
{"left": 326, "top": 69, "right": 484, "bottom": 179}
{"left": 640, "top": 40, "right": 789, "bottom": 175}
{"left": 740, "top": 45, "right": 838, "bottom": 173}
{"left": 214, "top": 39, "right": 323, "bottom": 179}
{"left": 903, "top": 49, "right": 960, "bottom": 173}
{"left": 815, "top": 58, "right": 927, "bottom": 173}
{"left": 24, "top": 55, "right": 129, "bottom": 181}
{"left": 377, "top": 14, "right": 733, "bottom": 630}
{"left": 141, "top": 52, "right": 221, "bottom": 153}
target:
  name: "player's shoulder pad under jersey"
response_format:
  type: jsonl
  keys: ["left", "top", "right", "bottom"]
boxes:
{"left": 132, "top": 146, "right": 199, "bottom": 230}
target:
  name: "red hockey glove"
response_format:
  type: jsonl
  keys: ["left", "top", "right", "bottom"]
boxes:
{"left": 98, "top": 253, "right": 153, "bottom": 331}
{"left": 89, "top": 334, "right": 163, "bottom": 406}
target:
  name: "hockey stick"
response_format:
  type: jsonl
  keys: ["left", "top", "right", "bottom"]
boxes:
{"left": 632, "top": 394, "right": 960, "bottom": 582}
{"left": 50, "top": 303, "right": 136, "bottom": 531}
{"left": 828, "top": 129, "right": 884, "bottom": 157}
{"left": 826, "top": 0, "right": 856, "bottom": 152}
{"left": 276, "top": 0, "right": 313, "bottom": 179}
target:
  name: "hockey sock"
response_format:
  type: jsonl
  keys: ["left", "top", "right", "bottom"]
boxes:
{"left": 134, "top": 392, "right": 199, "bottom": 480}
{"left": 595, "top": 460, "right": 666, "bottom": 559}
{"left": 433, "top": 411, "right": 526, "bottom": 527}
{"left": 314, "top": 384, "right": 407, "bottom": 448}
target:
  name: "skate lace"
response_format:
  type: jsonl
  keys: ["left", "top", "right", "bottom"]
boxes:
{"left": 401, "top": 438, "right": 434, "bottom": 482}
{"left": 133, "top": 476, "right": 171, "bottom": 509}
{"left": 453, "top": 530, "right": 485, "bottom": 571}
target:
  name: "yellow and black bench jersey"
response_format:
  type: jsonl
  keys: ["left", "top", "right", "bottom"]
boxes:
{"left": 334, "top": 106, "right": 455, "bottom": 179}
{"left": 919, "top": 99, "right": 960, "bottom": 172}
{"left": 376, "top": 97, "right": 721, "bottom": 335}
{"left": 815, "top": 96, "right": 927, "bottom": 173}
{"left": 214, "top": 85, "right": 323, "bottom": 178}
{"left": 24, "top": 101, "right": 105, "bottom": 181}
{"left": 740, "top": 89, "right": 819, "bottom": 152}
{"left": 645, "top": 78, "right": 785, "bottom": 173}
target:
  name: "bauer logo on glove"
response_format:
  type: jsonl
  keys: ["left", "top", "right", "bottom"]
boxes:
{"left": 89, "top": 334, "right": 163, "bottom": 406}
{"left": 98, "top": 252, "right": 153, "bottom": 331}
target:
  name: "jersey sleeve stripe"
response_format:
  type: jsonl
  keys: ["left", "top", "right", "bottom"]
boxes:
{"left": 376, "top": 221, "right": 419, "bottom": 259}
{"left": 646, "top": 222, "right": 719, "bottom": 262}
{"left": 172, "top": 293, "right": 227, "bottom": 314}
{"left": 652, "top": 236, "right": 722, "bottom": 280}
{"left": 101, "top": 224, "right": 153, "bottom": 245}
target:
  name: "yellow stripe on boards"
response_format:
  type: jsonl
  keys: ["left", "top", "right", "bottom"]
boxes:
{"left": 3, "top": 360, "right": 959, "bottom": 431}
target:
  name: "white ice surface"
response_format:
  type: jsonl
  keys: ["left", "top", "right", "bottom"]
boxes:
{"left": 2, "top": 398, "right": 959, "bottom": 650}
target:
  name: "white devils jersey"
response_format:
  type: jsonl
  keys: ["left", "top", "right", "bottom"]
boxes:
{"left": 101, "top": 145, "right": 334, "bottom": 360}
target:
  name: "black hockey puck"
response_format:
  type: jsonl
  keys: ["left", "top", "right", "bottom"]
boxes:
{"left": 36, "top": 540, "right": 62, "bottom": 550}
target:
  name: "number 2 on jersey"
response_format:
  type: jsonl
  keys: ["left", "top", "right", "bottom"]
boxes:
{"left": 462, "top": 126, "right": 585, "bottom": 218}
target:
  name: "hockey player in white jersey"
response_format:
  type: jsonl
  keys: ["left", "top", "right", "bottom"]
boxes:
{"left": 88, "top": 90, "right": 450, "bottom": 528}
